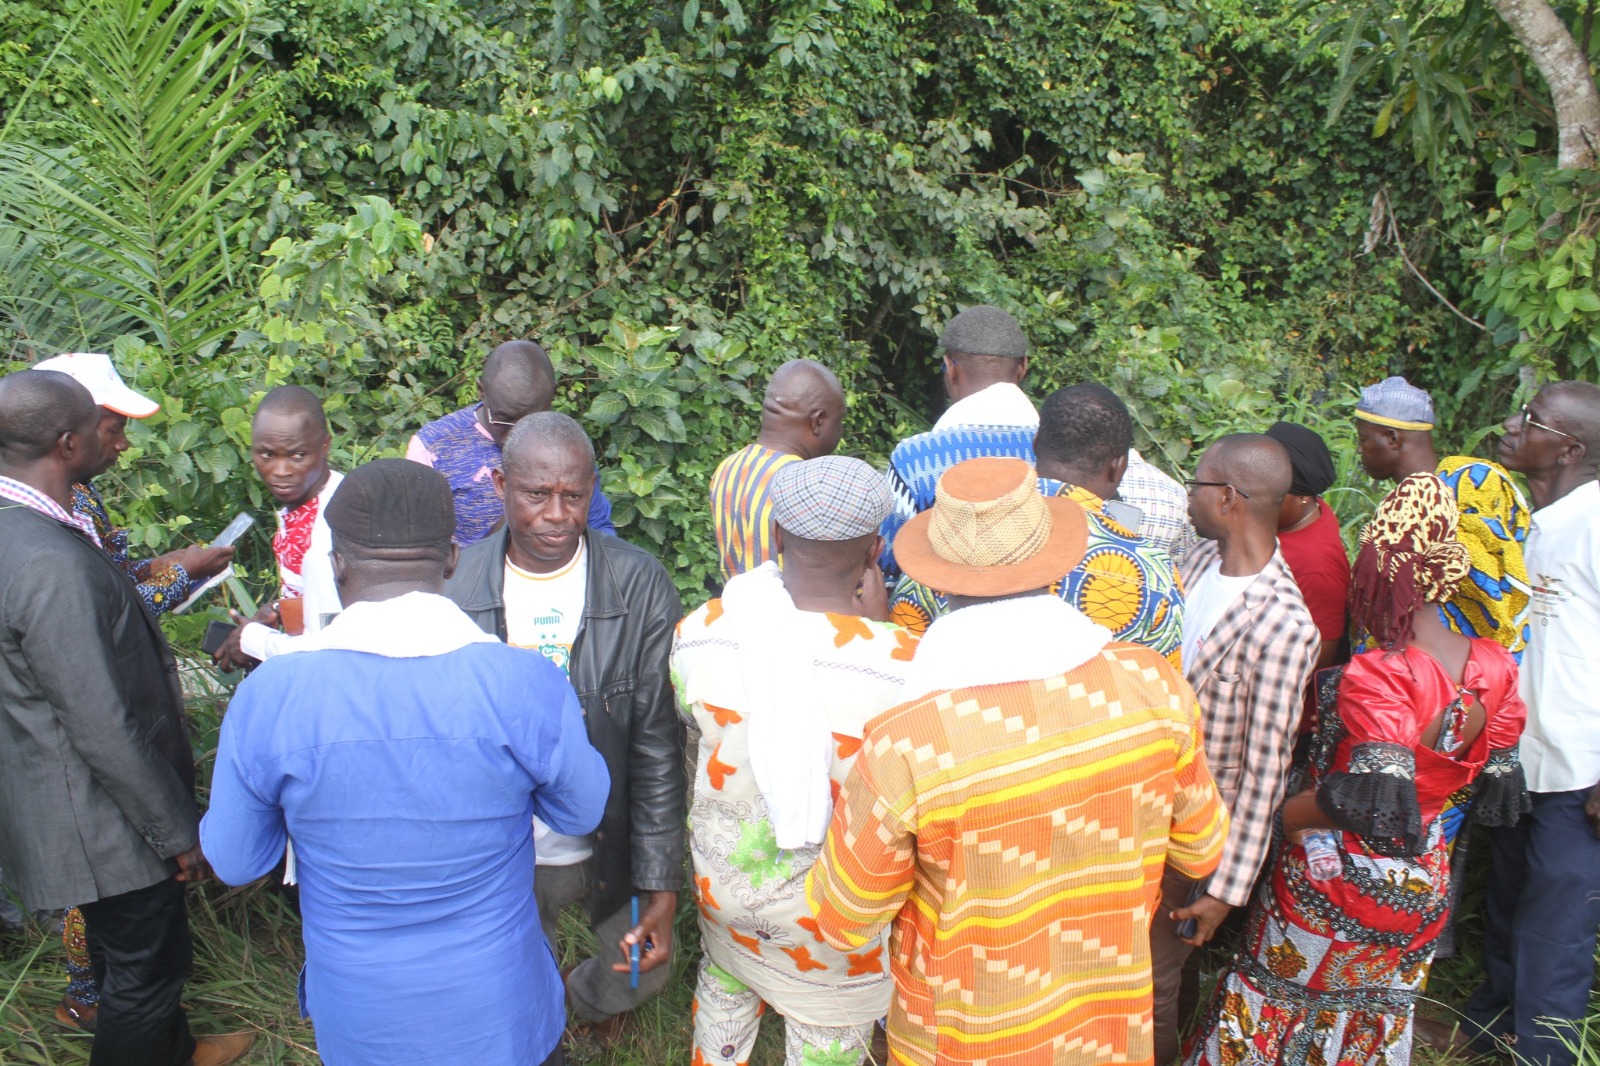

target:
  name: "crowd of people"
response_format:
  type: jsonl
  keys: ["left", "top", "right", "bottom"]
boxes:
{"left": 0, "top": 304, "right": 1598, "bottom": 1066}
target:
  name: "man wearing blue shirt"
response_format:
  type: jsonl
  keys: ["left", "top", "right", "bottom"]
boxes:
{"left": 201, "top": 459, "right": 608, "bottom": 1065}
{"left": 879, "top": 305, "right": 1037, "bottom": 577}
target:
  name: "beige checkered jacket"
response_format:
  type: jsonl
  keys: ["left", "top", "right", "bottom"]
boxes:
{"left": 1181, "top": 541, "right": 1320, "bottom": 906}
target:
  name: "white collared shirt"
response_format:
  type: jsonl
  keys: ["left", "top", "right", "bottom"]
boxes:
{"left": 1519, "top": 479, "right": 1600, "bottom": 792}
{"left": 930, "top": 381, "right": 1038, "bottom": 432}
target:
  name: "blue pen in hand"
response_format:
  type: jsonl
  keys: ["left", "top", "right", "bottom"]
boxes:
{"left": 629, "top": 894, "right": 641, "bottom": 990}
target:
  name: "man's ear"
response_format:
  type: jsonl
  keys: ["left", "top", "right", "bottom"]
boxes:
{"left": 330, "top": 548, "right": 347, "bottom": 587}
{"left": 442, "top": 543, "right": 461, "bottom": 582}
{"left": 772, "top": 524, "right": 785, "bottom": 560}
{"left": 1013, "top": 356, "right": 1029, "bottom": 383}
{"left": 1108, "top": 451, "right": 1129, "bottom": 488}
{"left": 491, "top": 466, "right": 506, "bottom": 502}
{"left": 867, "top": 534, "right": 885, "bottom": 570}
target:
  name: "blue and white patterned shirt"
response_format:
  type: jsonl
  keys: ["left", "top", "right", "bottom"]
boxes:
{"left": 879, "top": 383, "right": 1038, "bottom": 576}
{"left": 1120, "top": 449, "right": 1196, "bottom": 561}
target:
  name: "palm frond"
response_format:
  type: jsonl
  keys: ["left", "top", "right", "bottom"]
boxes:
{"left": 0, "top": 0, "right": 274, "bottom": 362}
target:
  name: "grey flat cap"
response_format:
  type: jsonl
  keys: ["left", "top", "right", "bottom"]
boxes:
{"left": 937, "top": 305, "right": 1027, "bottom": 358}
{"left": 770, "top": 456, "right": 893, "bottom": 541}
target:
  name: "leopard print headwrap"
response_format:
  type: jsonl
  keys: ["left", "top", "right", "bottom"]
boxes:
{"left": 1351, "top": 472, "right": 1471, "bottom": 649}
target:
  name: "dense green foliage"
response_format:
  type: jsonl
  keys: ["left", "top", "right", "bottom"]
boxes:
{"left": 1, "top": 0, "right": 1594, "bottom": 605}
{"left": 7, "top": 7, "right": 1600, "bottom": 1063}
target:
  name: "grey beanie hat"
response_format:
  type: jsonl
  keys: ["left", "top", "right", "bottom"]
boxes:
{"left": 326, "top": 458, "right": 456, "bottom": 551}
{"left": 937, "top": 305, "right": 1027, "bottom": 359}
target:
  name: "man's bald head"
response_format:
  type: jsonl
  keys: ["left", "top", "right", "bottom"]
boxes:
{"left": 0, "top": 369, "right": 100, "bottom": 466}
{"left": 765, "top": 359, "right": 841, "bottom": 410}
{"left": 1188, "top": 433, "right": 1292, "bottom": 545}
{"left": 253, "top": 385, "right": 329, "bottom": 439}
{"left": 502, "top": 410, "right": 595, "bottom": 477}
{"left": 1204, "top": 434, "right": 1294, "bottom": 513}
{"left": 480, "top": 340, "right": 556, "bottom": 441}
{"left": 759, "top": 359, "right": 845, "bottom": 459}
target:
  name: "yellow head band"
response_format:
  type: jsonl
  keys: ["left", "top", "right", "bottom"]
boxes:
{"left": 1356, "top": 411, "right": 1434, "bottom": 432}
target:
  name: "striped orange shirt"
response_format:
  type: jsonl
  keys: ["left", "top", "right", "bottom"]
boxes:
{"left": 710, "top": 443, "right": 802, "bottom": 580}
{"left": 805, "top": 645, "right": 1228, "bottom": 1065}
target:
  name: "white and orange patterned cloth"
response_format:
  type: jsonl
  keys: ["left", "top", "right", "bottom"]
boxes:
{"left": 671, "top": 564, "right": 918, "bottom": 1029}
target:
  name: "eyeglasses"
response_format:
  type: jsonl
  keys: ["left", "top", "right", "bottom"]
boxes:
{"left": 1519, "top": 403, "right": 1580, "bottom": 443}
{"left": 479, "top": 404, "right": 518, "bottom": 430}
{"left": 1184, "top": 479, "right": 1251, "bottom": 499}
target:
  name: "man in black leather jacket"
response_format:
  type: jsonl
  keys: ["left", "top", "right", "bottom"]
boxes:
{"left": 444, "top": 411, "right": 684, "bottom": 1030}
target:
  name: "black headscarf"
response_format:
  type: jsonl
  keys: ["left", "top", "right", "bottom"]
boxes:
{"left": 1265, "top": 421, "right": 1336, "bottom": 497}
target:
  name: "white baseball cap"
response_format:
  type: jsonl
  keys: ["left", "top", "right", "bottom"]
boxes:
{"left": 32, "top": 352, "right": 159, "bottom": 418}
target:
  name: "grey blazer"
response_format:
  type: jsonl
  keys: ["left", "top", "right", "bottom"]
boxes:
{"left": 0, "top": 503, "right": 198, "bottom": 909}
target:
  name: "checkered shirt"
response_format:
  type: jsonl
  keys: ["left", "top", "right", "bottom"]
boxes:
{"left": 0, "top": 475, "right": 103, "bottom": 548}
{"left": 1120, "top": 449, "right": 1196, "bottom": 561}
{"left": 1180, "top": 540, "right": 1319, "bottom": 906}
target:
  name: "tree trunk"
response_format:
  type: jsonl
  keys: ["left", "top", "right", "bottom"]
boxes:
{"left": 1492, "top": 0, "right": 1600, "bottom": 168}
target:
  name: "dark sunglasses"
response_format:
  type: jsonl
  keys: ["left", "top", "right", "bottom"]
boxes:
{"left": 479, "top": 404, "right": 518, "bottom": 430}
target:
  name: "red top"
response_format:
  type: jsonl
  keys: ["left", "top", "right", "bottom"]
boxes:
{"left": 1278, "top": 498, "right": 1350, "bottom": 643}
{"left": 1332, "top": 640, "right": 1527, "bottom": 821}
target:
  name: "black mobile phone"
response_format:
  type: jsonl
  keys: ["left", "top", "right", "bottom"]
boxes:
{"left": 201, "top": 620, "right": 237, "bottom": 656}
{"left": 1174, "top": 877, "right": 1211, "bottom": 940}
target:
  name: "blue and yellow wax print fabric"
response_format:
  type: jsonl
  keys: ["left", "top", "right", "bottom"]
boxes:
{"left": 888, "top": 478, "right": 1185, "bottom": 667}
{"left": 1433, "top": 456, "right": 1530, "bottom": 659}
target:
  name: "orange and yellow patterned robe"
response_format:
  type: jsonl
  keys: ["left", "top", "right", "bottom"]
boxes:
{"left": 806, "top": 641, "right": 1228, "bottom": 1065}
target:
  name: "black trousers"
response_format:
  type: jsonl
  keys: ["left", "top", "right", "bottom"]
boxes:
{"left": 80, "top": 876, "right": 196, "bottom": 1066}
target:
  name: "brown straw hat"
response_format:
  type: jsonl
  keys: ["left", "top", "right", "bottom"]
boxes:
{"left": 895, "top": 457, "right": 1089, "bottom": 597}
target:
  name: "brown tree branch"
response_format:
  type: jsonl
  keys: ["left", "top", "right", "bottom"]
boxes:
{"left": 1491, "top": 0, "right": 1600, "bottom": 168}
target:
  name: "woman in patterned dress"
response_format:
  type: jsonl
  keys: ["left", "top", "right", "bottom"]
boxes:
{"left": 1185, "top": 473, "right": 1529, "bottom": 1066}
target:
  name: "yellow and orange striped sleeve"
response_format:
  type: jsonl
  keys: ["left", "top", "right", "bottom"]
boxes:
{"left": 1166, "top": 690, "right": 1229, "bottom": 881}
{"left": 805, "top": 731, "right": 918, "bottom": 952}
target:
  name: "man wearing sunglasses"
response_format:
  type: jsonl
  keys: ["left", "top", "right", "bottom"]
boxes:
{"left": 1443, "top": 382, "right": 1600, "bottom": 1066}
{"left": 407, "top": 339, "right": 617, "bottom": 545}
{"left": 1353, "top": 375, "right": 1531, "bottom": 659}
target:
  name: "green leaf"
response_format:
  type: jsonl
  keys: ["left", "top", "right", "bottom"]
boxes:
{"left": 587, "top": 391, "right": 629, "bottom": 425}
